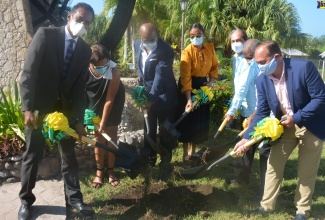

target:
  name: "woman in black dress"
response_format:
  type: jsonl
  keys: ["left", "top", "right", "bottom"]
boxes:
{"left": 176, "top": 23, "right": 218, "bottom": 163}
{"left": 87, "top": 44, "right": 125, "bottom": 188}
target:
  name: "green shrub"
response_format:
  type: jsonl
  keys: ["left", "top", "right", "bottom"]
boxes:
{"left": 0, "top": 82, "right": 26, "bottom": 158}
{"left": 210, "top": 79, "right": 233, "bottom": 126}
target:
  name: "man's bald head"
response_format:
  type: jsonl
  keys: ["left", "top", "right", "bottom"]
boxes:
{"left": 243, "top": 39, "right": 260, "bottom": 60}
{"left": 139, "top": 23, "right": 157, "bottom": 42}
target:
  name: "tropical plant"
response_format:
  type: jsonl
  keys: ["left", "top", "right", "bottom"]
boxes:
{"left": 210, "top": 79, "right": 234, "bottom": 126}
{"left": 0, "top": 82, "right": 26, "bottom": 158}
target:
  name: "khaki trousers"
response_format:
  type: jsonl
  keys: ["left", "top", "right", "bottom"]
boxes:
{"left": 260, "top": 125, "right": 323, "bottom": 216}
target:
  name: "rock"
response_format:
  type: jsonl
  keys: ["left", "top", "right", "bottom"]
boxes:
{"left": 0, "top": 162, "right": 4, "bottom": 169}
{"left": 10, "top": 169, "right": 20, "bottom": 178}
{"left": 10, "top": 154, "right": 22, "bottom": 161}
{"left": 4, "top": 162, "right": 13, "bottom": 170}
{"left": 13, "top": 161, "right": 22, "bottom": 169}
{"left": 0, "top": 170, "right": 10, "bottom": 178}
{"left": 6, "top": 177, "right": 18, "bottom": 183}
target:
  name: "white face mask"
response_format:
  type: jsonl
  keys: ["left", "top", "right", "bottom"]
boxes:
{"left": 69, "top": 20, "right": 87, "bottom": 37}
{"left": 190, "top": 36, "right": 204, "bottom": 46}
{"left": 258, "top": 56, "right": 277, "bottom": 76}
{"left": 231, "top": 42, "right": 244, "bottom": 54}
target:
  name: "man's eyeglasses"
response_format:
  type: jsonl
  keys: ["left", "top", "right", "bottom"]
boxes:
{"left": 190, "top": 33, "right": 203, "bottom": 39}
{"left": 141, "top": 39, "right": 157, "bottom": 44}
{"left": 245, "top": 56, "right": 253, "bottom": 61}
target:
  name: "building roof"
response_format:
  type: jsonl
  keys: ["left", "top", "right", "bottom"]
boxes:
{"left": 281, "top": 48, "right": 309, "bottom": 57}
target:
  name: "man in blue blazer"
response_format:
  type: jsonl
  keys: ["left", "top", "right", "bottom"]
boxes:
{"left": 234, "top": 41, "right": 325, "bottom": 220}
{"left": 134, "top": 23, "right": 178, "bottom": 180}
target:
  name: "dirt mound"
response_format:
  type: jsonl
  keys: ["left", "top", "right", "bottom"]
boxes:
{"left": 100, "top": 183, "right": 238, "bottom": 219}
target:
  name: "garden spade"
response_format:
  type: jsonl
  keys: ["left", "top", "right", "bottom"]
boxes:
{"left": 143, "top": 108, "right": 168, "bottom": 156}
{"left": 161, "top": 100, "right": 198, "bottom": 139}
{"left": 179, "top": 128, "right": 248, "bottom": 179}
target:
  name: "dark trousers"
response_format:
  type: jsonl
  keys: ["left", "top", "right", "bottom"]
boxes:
{"left": 144, "top": 107, "right": 175, "bottom": 158}
{"left": 238, "top": 116, "right": 270, "bottom": 195}
{"left": 239, "top": 143, "right": 270, "bottom": 193}
{"left": 19, "top": 116, "right": 83, "bottom": 206}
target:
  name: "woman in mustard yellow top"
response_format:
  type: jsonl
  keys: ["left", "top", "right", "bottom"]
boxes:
{"left": 176, "top": 23, "right": 218, "bottom": 163}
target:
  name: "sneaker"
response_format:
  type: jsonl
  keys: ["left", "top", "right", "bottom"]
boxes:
{"left": 294, "top": 214, "right": 308, "bottom": 220}
{"left": 249, "top": 206, "right": 268, "bottom": 216}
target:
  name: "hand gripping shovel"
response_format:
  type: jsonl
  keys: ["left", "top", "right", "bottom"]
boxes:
{"left": 84, "top": 109, "right": 119, "bottom": 150}
{"left": 180, "top": 117, "right": 285, "bottom": 178}
{"left": 42, "top": 112, "right": 127, "bottom": 158}
{"left": 207, "top": 117, "right": 286, "bottom": 171}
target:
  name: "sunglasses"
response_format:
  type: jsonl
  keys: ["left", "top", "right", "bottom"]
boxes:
{"left": 93, "top": 62, "right": 109, "bottom": 69}
{"left": 190, "top": 33, "right": 203, "bottom": 39}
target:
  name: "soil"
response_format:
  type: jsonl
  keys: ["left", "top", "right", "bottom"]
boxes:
{"left": 97, "top": 182, "right": 238, "bottom": 219}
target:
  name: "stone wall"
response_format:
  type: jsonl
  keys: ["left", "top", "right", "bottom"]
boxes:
{"left": 0, "top": 0, "right": 33, "bottom": 89}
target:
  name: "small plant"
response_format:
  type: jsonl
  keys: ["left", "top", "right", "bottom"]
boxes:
{"left": 0, "top": 82, "right": 26, "bottom": 158}
{"left": 210, "top": 79, "right": 234, "bottom": 126}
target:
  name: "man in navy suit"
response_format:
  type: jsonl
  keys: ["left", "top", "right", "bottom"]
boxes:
{"left": 134, "top": 23, "right": 178, "bottom": 180}
{"left": 18, "top": 3, "right": 95, "bottom": 220}
{"left": 234, "top": 41, "right": 325, "bottom": 220}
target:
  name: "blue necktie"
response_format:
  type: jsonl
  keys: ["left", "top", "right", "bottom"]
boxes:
{"left": 63, "top": 39, "right": 74, "bottom": 79}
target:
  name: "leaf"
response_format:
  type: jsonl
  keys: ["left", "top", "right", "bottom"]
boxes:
{"left": 10, "top": 124, "right": 25, "bottom": 142}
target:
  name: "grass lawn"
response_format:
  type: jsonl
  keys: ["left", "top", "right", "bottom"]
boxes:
{"left": 77, "top": 127, "right": 325, "bottom": 220}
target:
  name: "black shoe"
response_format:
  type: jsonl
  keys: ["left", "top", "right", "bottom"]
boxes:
{"left": 67, "top": 202, "right": 95, "bottom": 217}
{"left": 294, "top": 214, "right": 308, "bottom": 220}
{"left": 249, "top": 206, "right": 268, "bottom": 216}
{"left": 18, "top": 204, "right": 32, "bottom": 220}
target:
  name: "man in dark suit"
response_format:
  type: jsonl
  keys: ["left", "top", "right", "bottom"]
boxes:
{"left": 134, "top": 23, "right": 178, "bottom": 180}
{"left": 18, "top": 3, "right": 95, "bottom": 220}
{"left": 234, "top": 41, "right": 325, "bottom": 220}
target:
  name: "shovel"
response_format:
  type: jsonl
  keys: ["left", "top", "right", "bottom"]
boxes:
{"left": 142, "top": 108, "right": 168, "bottom": 156}
{"left": 179, "top": 128, "right": 248, "bottom": 178}
{"left": 207, "top": 117, "right": 287, "bottom": 171}
{"left": 161, "top": 100, "right": 198, "bottom": 139}
{"left": 207, "top": 136, "right": 264, "bottom": 171}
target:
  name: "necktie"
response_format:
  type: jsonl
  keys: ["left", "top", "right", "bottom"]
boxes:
{"left": 63, "top": 39, "right": 74, "bottom": 79}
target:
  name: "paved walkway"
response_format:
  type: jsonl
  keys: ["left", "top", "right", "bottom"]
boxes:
{"left": 0, "top": 179, "right": 66, "bottom": 220}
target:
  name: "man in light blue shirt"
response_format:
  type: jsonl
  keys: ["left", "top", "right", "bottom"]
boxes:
{"left": 226, "top": 29, "right": 252, "bottom": 122}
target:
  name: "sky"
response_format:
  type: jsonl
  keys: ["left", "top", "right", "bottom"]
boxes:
{"left": 71, "top": 0, "right": 325, "bottom": 38}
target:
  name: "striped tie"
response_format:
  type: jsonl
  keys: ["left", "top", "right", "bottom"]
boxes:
{"left": 63, "top": 39, "right": 74, "bottom": 79}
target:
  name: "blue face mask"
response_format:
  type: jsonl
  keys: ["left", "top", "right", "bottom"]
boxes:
{"left": 258, "top": 56, "right": 277, "bottom": 76}
{"left": 190, "top": 36, "right": 203, "bottom": 46}
{"left": 94, "top": 63, "right": 109, "bottom": 75}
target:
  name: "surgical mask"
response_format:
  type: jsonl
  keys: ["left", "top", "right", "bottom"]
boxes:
{"left": 69, "top": 20, "right": 87, "bottom": 37}
{"left": 258, "top": 56, "right": 277, "bottom": 76}
{"left": 142, "top": 37, "right": 158, "bottom": 52}
{"left": 93, "top": 63, "right": 109, "bottom": 75}
{"left": 247, "top": 58, "right": 255, "bottom": 65}
{"left": 231, "top": 42, "right": 244, "bottom": 54}
{"left": 190, "top": 36, "right": 203, "bottom": 46}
